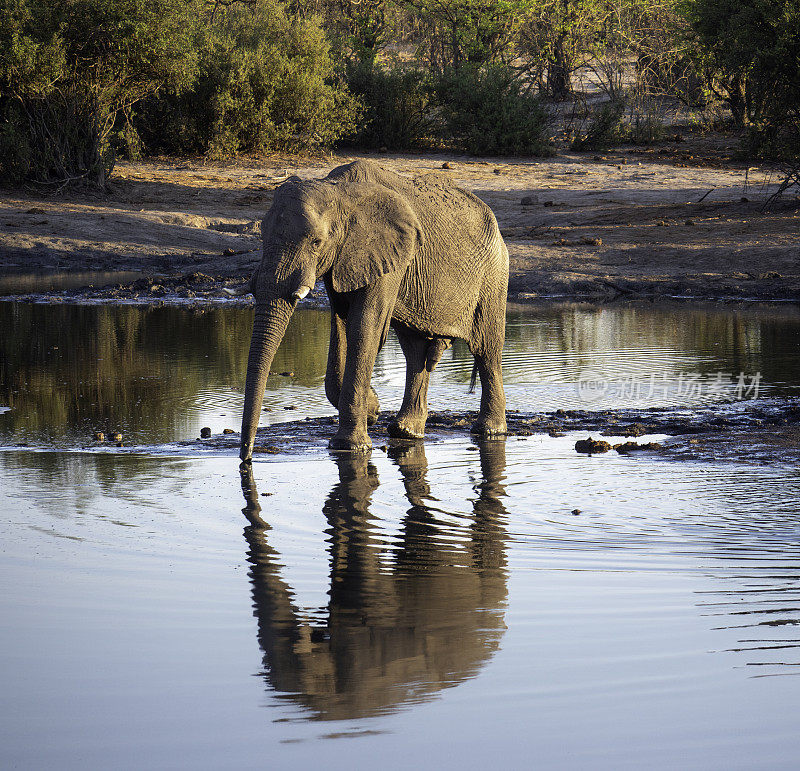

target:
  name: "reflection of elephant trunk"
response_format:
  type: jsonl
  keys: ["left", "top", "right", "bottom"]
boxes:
{"left": 239, "top": 159, "right": 509, "bottom": 462}
{"left": 239, "top": 439, "right": 509, "bottom": 721}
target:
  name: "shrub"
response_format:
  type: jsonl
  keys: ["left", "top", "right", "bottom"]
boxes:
{"left": 570, "top": 96, "right": 666, "bottom": 150}
{"left": 434, "top": 65, "right": 551, "bottom": 155}
{"left": 570, "top": 100, "right": 626, "bottom": 150}
{"left": 686, "top": 0, "right": 800, "bottom": 159}
{"left": 134, "top": 1, "right": 361, "bottom": 158}
{"left": 0, "top": 0, "right": 198, "bottom": 186}
{"left": 343, "top": 61, "right": 434, "bottom": 149}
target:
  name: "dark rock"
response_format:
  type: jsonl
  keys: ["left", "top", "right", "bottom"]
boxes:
{"left": 200, "top": 427, "right": 212, "bottom": 438}
{"left": 521, "top": 195, "right": 536, "bottom": 206}
{"left": 223, "top": 428, "right": 235, "bottom": 434}
{"left": 575, "top": 437, "right": 612, "bottom": 454}
{"left": 614, "top": 441, "right": 663, "bottom": 453}
{"left": 441, "top": 162, "right": 452, "bottom": 169}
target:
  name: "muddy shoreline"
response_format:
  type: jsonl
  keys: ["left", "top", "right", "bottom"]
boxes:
{"left": 53, "top": 398, "right": 794, "bottom": 466}
{"left": 1, "top": 140, "right": 799, "bottom": 305}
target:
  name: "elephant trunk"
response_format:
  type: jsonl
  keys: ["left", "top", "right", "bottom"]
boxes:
{"left": 240, "top": 298, "right": 295, "bottom": 462}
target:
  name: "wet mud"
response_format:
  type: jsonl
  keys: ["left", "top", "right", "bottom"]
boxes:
{"left": 160, "top": 398, "right": 800, "bottom": 466}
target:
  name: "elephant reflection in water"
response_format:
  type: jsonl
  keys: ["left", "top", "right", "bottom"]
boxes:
{"left": 240, "top": 439, "right": 508, "bottom": 721}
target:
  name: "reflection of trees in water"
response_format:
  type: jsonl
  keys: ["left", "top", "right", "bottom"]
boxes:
{"left": 241, "top": 439, "right": 509, "bottom": 721}
{"left": 0, "top": 450, "right": 172, "bottom": 519}
{"left": 0, "top": 304, "right": 329, "bottom": 443}
{"left": 502, "top": 305, "right": 800, "bottom": 385}
{"left": 3, "top": 301, "right": 797, "bottom": 444}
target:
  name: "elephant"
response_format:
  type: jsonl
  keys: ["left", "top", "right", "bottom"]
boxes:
{"left": 239, "top": 438, "right": 508, "bottom": 720}
{"left": 238, "top": 159, "right": 509, "bottom": 463}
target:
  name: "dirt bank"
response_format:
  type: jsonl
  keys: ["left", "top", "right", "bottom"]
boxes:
{"left": 1, "top": 133, "right": 799, "bottom": 304}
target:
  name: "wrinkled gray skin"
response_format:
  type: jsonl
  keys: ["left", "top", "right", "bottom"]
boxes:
{"left": 239, "top": 159, "right": 508, "bottom": 463}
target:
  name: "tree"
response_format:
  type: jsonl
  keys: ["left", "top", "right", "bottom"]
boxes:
{"left": 686, "top": 0, "right": 800, "bottom": 148}
{"left": 0, "top": 0, "right": 199, "bottom": 185}
{"left": 404, "top": 0, "right": 537, "bottom": 72}
{"left": 133, "top": 0, "right": 362, "bottom": 157}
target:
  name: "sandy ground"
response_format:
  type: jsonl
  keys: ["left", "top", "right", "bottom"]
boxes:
{"left": 1, "top": 131, "right": 799, "bottom": 303}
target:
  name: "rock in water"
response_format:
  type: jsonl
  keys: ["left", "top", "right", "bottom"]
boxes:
{"left": 575, "top": 437, "right": 611, "bottom": 454}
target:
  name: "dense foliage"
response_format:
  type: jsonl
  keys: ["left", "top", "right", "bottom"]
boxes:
{"left": 133, "top": 0, "right": 361, "bottom": 158}
{"left": 687, "top": 0, "right": 800, "bottom": 158}
{"left": 1, "top": 0, "right": 798, "bottom": 185}
{"left": 0, "top": 0, "right": 198, "bottom": 184}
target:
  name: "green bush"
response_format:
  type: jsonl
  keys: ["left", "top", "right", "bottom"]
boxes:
{"left": 686, "top": 0, "right": 800, "bottom": 159}
{"left": 0, "top": 0, "right": 198, "bottom": 185}
{"left": 571, "top": 100, "right": 625, "bottom": 150}
{"left": 343, "top": 62, "right": 434, "bottom": 149}
{"left": 135, "top": 1, "right": 361, "bottom": 158}
{"left": 434, "top": 65, "right": 551, "bottom": 155}
{"left": 571, "top": 97, "right": 667, "bottom": 150}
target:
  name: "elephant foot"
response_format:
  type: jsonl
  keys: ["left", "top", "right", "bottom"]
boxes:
{"left": 329, "top": 431, "right": 372, "bottom": 453}
{"left": 471, "top": 416, "right": 508, "bottom": 437}
{"left": 388, "top": 417, "right": 426, "bottom": 440}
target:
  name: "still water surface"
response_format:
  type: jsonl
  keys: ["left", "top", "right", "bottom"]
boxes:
{"left": 2, "top": 301, "right": 800, "bottom": 768}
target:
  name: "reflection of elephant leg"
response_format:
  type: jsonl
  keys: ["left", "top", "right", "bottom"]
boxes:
{"left": 470, "top": 438, "right": 508, "bottom": 571}
{"left": 325, "top": 299, "right": 380, "bottom": 426}
{"left": 388, "top": 442, "right": 431, "bottom": 507}
{"left": 389, "top": 331, "right": 450, "bottom": 439}
{"left": 330, "top": 278, "right": 401, "bottom": 451}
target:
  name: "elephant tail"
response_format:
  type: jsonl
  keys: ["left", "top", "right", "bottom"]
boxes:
{"left": 469, "top": 360, "right": 478, "bottom": 394}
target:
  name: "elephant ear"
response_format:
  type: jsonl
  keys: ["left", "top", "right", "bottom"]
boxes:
{"left": 331, "top": 182, "right": 422, "bottom": 294}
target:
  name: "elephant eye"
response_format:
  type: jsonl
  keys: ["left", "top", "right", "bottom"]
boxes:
{"left": 311, "top": 237, "right": 323, "bottom": 247}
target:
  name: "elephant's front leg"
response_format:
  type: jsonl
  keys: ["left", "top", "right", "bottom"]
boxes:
{"left": 329, "top": 279, "right": 400, "bottom": 451}
{"left": 324, "top": 300, "right": 380, "bottom": 425}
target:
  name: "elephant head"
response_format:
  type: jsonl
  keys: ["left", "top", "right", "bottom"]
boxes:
{"left": 239, "top": 172, "right": 423, "bottom": 462}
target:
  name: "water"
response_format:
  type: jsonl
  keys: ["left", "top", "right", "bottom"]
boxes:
{"left": 2, "top": 301, "right": 800, "bottom": 768}
{"left": 1, "top": 302, "right": 798, "bottom": 447}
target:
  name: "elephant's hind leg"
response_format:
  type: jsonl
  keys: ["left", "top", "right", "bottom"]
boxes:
{"left": 389, "top": 331, "right": 450, "bottom": 440}
{"left": 469, "top": 328, "right": 507, "bottom": 438}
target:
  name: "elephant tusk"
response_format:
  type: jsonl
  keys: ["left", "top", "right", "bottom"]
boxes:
{"left": 291, "top": 285, "right": 311, "bottom": 301}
